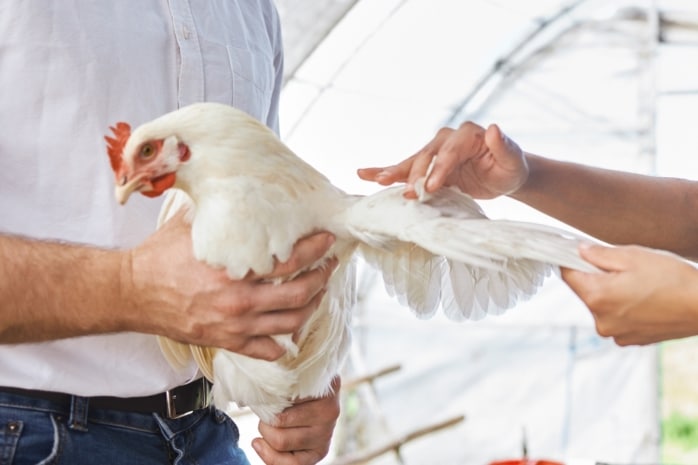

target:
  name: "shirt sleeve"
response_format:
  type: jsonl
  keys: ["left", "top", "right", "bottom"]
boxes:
{"left": 265, "top": 3, "right": 284, "bottom": 135}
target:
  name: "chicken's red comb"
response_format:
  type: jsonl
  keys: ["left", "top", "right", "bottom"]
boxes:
{"left": 104, "top": 122, "right": 131, "bottom": 173}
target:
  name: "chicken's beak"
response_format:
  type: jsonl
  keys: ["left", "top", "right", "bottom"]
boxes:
{"left": 115, "top": 173, "right": 149, "bottom": 205}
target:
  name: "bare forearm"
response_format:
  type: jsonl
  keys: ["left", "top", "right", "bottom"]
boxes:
{"left": 0, "top": 234, "right": 133, "bottom": 343}
{"left": 512, "top": 154, "right": 698, "bottom": 258}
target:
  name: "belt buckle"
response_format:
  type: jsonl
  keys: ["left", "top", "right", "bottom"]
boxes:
{"left": 164, "top": 379, "right": 211, "bottom": 420}
{"left": 165, "top": 389, "right": 193, "bottom": 419}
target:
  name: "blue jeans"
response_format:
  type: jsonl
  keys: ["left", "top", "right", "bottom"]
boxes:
{"left": 0, "top": 390, "right": 251, "bottom": 465}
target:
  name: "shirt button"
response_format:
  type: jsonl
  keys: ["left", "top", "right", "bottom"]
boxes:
{"left": 183, "top": 26, "right": 191, "bottom": 40}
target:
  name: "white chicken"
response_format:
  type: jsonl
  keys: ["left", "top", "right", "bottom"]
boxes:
{"left": 106, "top": 102, "right": 596, "bottom": 422}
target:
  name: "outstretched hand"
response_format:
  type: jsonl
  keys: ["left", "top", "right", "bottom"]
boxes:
{"left": 562, "top": 243, "right": 698, "bottom": 345}
{"left": 358, "top": 122, "right": 528, "bottom": 200}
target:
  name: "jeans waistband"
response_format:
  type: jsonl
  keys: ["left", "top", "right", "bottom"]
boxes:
{"left": 0, "top": 378, "right": 211, "bottom": 419}
{"left": 0, "top": 385, "right": 213, "bottom": 433}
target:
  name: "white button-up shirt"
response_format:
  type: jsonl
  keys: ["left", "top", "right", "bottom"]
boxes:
{"left": 0, "top": 1, "right": 283, "bottom": 396}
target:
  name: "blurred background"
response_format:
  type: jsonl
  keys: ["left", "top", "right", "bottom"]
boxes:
{"left": 240, "top": 1, "right": 698, "bottom": 464}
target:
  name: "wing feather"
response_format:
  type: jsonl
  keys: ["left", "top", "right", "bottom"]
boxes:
{"left": 441, "top": 261, "right": 477, "bottom": 321}
{"left": 347, "top": 184, "right": 597, "bottom": 322}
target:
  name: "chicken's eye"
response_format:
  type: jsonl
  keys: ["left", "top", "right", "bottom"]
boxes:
{"left": 140, "top": 143, "right": 155, "bottom": 159}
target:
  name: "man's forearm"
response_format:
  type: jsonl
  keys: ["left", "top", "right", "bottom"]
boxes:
{"left": 512, "top": 154, "right": 698, "bottom": 258}
{"left": 0, "top": 234, "right": 133, "bottom": 343}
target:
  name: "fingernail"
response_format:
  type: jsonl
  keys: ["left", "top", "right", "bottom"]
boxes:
{"left": 324, "top": 257, "right": 338, "bottom": 272}
{"left": 426, "top": 176, "right": 438, "bottom": 191}
{"left": 403, "top": 184, "right": 416, "bottom": 198}
{"left": 326, "top": 234, "right": 336, "bottom": 247}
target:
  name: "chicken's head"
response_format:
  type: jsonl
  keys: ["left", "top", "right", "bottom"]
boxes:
{"left": 105, "top": 121, "right": 191, "bottom": 204}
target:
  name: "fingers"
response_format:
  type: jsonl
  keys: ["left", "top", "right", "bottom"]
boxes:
{"left": 357, "top": 166, "right": 397, "bottom": 185}
{"left": 252, "top": 377, "right": 341, "bottom": 465}
{"left": 560, "top": 245, "right": 617, "bottom": 299}
{"left": 271, "top": 377, "right": 341, "bottom": 428}
{"left": 401, "top": 127, "right": 454, "bottom": 197}
{"left": 424, "top": 124, "right": 482, "bottom": 193}
{"left": 252, "top": 259, "right": 336, "bottom": 314}
{"left": 259, "top": 232, "right": 336, "bottom": 281}
{"left": 415, "top": 122, "right": 493, "bottom": 195}
{"left": 357, "top": 157, "right": 416, "bottom": 187}
{"left": 559, "top": 244, "right": 615, "bottom": 292}
{"left": 213, "top": 232, "right": 337, "bottom": 360}
{"left": 426, "top": 127, "right": 484, "bottom": 192}
{"left": 252, "top": 288, "right": 329, "bottom": 336}
{"left": 575, "top": 243, "right": 629, "bottom": 272}
{"left": 234, "top": 256, "right": 336, "bottom": 359}
{"left": 143, "top": 214, "right": 338, "bottom": 358}
{"left": 221, "top": 289, "right": 329, "bottom": 360}
{"left": 223, "top": 262, "right": 335, "bottom": 359}
{"left": 358, "top": 120, "right": 530, "bottom": 204}
{"left": 356, "top": 127, "right": 457, "bottom": 191}
{"left": 252, "top": 439, "right": 325, "bottom": 465}
{"left": 357, "top": 122, "right": 497, "bottom": 196}
{"left": 232, "top": 336, "right": 287, "bottom": 361}
{"left": 360, "top": 129, "right": 457, "bottom": 198}
{"left": 404, "top": 150, "right": 439, "bottom": 198}
{"left": 483, "top": 123, "right": 514, "bottom": 159}
{"left": 560, "top": 244, "right": 698, "bottom": 346}
{"left": 559, "top": 267, "right": 600, "bottom": 303}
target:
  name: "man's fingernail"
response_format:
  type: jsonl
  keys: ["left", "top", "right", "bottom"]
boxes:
{"left": 326, "top": 234, "right": 336, "bottom": 247}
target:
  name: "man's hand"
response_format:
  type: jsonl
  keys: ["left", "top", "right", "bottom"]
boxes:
{"left": 562, "top": 244, "right": 698, "bottom": 345}
{"left": 124, "top": 211, "right": 337, "bottom": 360}
{"left": 252, "top": 377, "right": 341, "bottom": 465}
{"left": 358, "top": 122, "right": 528, "bottom": 200}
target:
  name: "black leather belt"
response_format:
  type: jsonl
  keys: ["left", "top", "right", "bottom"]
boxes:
{"left": 0, "top": 377, "right": 212, "bottom": 419}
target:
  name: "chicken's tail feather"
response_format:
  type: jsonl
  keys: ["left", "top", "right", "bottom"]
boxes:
{"left": 157, "top": 336, "right": 195, "bottom": 369}
{"left": 191, "top": 346, "right": 216, "bottom": 381}
{"left": 211, "top": 350, "right": 297, "bottom": 423}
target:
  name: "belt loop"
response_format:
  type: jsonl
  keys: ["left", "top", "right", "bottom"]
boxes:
{"left": 68, "top": 395, "right": 90, "bottom": 432}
